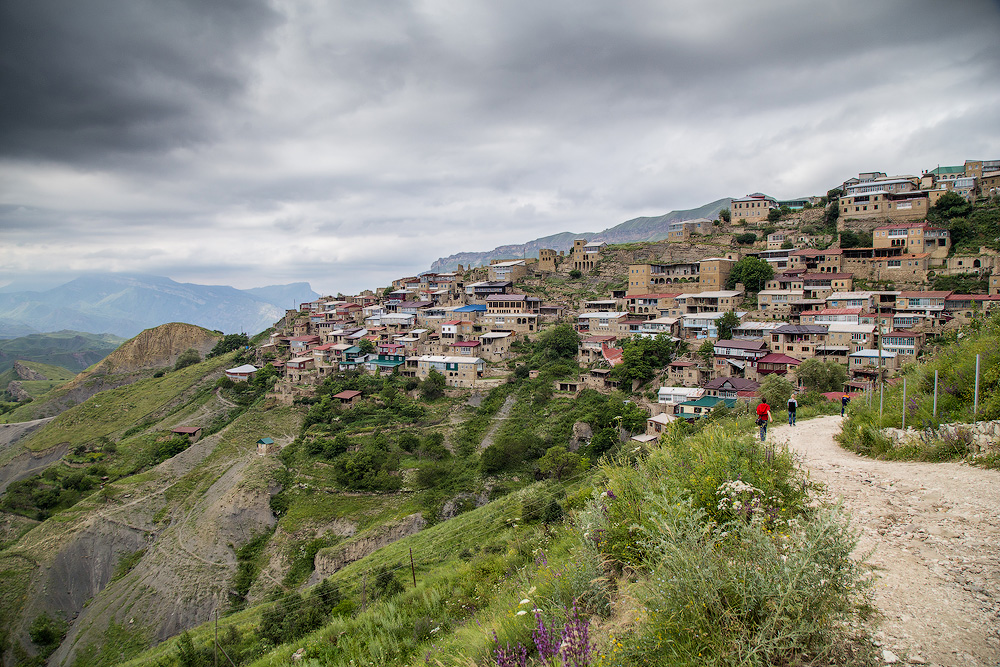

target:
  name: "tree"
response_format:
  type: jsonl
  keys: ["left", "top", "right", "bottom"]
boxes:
{"left": 421, "top": 369, "right": 447, "bottom": 400}
{"left": 716, "top": 311, "right": 740, "bottom": 341}
{"left": 698, "top": 339, "right": 715, "bottom": 367}
{"left": 537, "top": 446, "right": 582, "bottom": 481}
{"left": 931, "top": 191, "right": 973, "bottom": 220}
{"left": 767, "top": 207, "right": 782, "bottom": 223}
{"left": 839, "top": 230, "right": 872, "bottom": 248}
{"left": 173, "top": 348, "right": 201, "bottom": 371}
{"left": 781, "top": 240, "right": 794, "bottom": 249}
{"left": 537, "top": 323, "right": 580, "bottom": 359}
{"left": 759, "top": 374, "right": 795, "bottom": 409}
{"left": 734, "top": 232, "right": 757, "bottom": 245}
{"left": 719, "top": 208, "right": 731, "bottom": 223}
{"left": 208, "top": 333, "right": 250, "bottom": 358}
{"left": 727, "top": 256, "right": 774, "bottom": 292}
{"left": 569, "top": 269, "right": 583, "bottom": 279}
{"left": 826, "top": 188, "right": 843, "bottom": 200}
{"left": 611, "top": 334, "right": 681, "bottom": 386}
{"left": 357, "top": 338, "right": 376, "bottom": 355}
{"left": 795, "top": 359, "right": 847, "bottom": 393}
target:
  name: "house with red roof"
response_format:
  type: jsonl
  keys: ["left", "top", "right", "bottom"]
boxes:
{"left": 752, "top": 353, "right": 802, "bottom": 379}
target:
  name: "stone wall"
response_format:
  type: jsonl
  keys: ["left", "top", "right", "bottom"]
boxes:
{"left": 884, "top": 420, "right": 1000, "bottom": 455}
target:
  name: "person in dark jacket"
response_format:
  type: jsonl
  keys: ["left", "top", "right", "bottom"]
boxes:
{"left": 841, "top": 393, "right": 851, "bottom": 416}
{"left": 787, "top": 394, "right": 798, "bottom": 425}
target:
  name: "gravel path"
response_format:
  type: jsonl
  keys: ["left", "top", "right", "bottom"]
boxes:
{"left": 477, "top": 394, "right": 516, "bottom": 451}
{"left": 770, "top": 416, "right": 1000, "bottom": 667}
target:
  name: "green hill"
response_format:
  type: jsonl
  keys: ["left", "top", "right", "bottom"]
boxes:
{"left": 0, "top": 330, "right": 124, "bottom": 374}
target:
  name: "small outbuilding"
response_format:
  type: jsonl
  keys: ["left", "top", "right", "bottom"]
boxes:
{"left": 332, "top": 390, "right": 362, "bottom": 407}
{"left": 172, "top": 426, "right": 203, "bottom": 442}
{"left": 257, "top": 437, "right": 276, "bottom": 456}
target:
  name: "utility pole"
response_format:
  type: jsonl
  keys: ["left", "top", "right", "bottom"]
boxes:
{"left": 214, "top": 609, "right": 219, "bottom": 667}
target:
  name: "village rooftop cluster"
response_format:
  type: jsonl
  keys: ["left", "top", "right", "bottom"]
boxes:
{"left": 227, "top": 159, "right": 1000, "bottom": 434}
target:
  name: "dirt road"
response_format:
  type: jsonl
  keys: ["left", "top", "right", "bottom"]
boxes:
{"left": 770, "top": 416, "right": 1000, "bottom": 666}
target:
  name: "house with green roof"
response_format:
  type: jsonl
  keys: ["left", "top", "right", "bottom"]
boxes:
{"left": 676, "top": 396, "right": 736, "bottom": 419}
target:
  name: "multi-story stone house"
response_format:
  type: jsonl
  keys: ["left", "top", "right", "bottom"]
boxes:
{"left": 576, "top": 312, "right": 627, "bottom": 335}
{"left": 825, "top": 291, "right": 879, "bottom": 311}
{"left": 667, "top": 360, "right": 711, "bottom": 387}
{"left": 638, "top": 317, "right": 680, "bottom": 338}
{"left": 626, "top": 293, "right": 682, "bottom": 316}
{"left": 750, "top": 353, "right": 802, "bottom": 379}
{"left": 872, "top": 222, "right": 950, "bottom": 260}
{"left": 840, "top": 190, "right": 930, "bottom": 222}
{"left": 571, "top": 239, "right": 605, "bottom": 272}
{"left": 816, "top": 323, "right": 876, "bottom": 366}
{"left": 769, "top": 324, "right": 828, "bottom": 360}
{"left": 756, "top": 289, "right": 803, "bottom": 320}
{"left": 801, "top": 307, "right": 863, "bottom": 326}
{"left": 730, "top": 193, "right": 778, "bottom": 224}
{"left": 538, "top": 248, "right": 559, "bottom": 272}
{"left": 881, "top": 330, "right": 925, "bottom": 361}
{"left": 580, "top": 298, "right": 621, "bottom": 313}
{"left": 440, "top": 320, "right": 477, "bottom": 343}
{"left": 578, "top": 335, "right": 617, "bottom": 365}
{"left": 465, "top": 280, "right": 513, "bottom": 299}
{"left": 627, "top": 262, "right": 700, "bottom": 295}
{"left": 712, "top": 340, "right": 769, "bottom": 377}
{"left": 698, "top": 257, "right": 735, "bottom": 290}
{"left": 848, "top": 349, "right": 899, "bottom": 383}
{"left": 404, "top": 355, "right": 484, "bottom": 388}
{"left": 702, "top": 376, "right": 760, "bottom": 400}
{"left": 758, "top": 249, "right": 792, "bottom": 272}
{"left": 731, "top": 321, "right": 784, "bottom": 340}
{"left": 488, "top": 259, "right": 528, "bottom": 282}
{"left": 980, "top": 170, "right": 1000, "bottom": 198}
{"left": 681, "top": 312, "right": 740, "bottom": 339}
{"left": 787, "top": 248, "right": 844, "bottom": 273}
{"left": 676, "top": 289, "right": 744, "bottom": 314}
{"left": 478, "top": 331, "right": 515, "bottom": 361}
{"left": 895, "top": 291, "right": 951, "bottom": 321}
{"left": 667, "top": 218, "right": 713, "bottom": 241}
{"left": 944, "top": 294, "right": 1000, "bottom": 322}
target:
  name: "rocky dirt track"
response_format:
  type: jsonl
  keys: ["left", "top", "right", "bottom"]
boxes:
{"left": 770, "top": 416, "right": 1000, "bottom": 667}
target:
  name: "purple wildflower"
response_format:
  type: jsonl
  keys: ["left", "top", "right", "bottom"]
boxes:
{"left": 535, "top": 549, "right": 548, "bottom": 567}
{"left": 533, "top": 611, "right": 559, "bottom": 665}
{"left": 605, "top": 489, "right": 617, "bottom": 500}
{"left": 560, "top": 605, "right": 591, "bottom": 667}
{"left": 492, "top": 631, "right": 528, "bottom": 667}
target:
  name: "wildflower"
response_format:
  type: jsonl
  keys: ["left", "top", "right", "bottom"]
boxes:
{"left": 516, "top": 610, "right": 527, "bottom": 616}
{"left": 519, "top": 599, "right": 531, "bottom": 606}
{"left": 532, "top": 611, "right": 559, "bottom": 664}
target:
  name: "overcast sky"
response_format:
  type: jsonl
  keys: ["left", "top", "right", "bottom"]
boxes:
{"left": 2, "top": 1, "right": 999, "bottom": 296}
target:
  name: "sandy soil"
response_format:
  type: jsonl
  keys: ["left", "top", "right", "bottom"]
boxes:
{"left": 769, "top": 416, "right": 1000, "bottom": 667}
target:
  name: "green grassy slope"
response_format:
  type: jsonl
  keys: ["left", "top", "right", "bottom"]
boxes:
{"left": 0, "top": 331, "right": 124, "bottom": 374}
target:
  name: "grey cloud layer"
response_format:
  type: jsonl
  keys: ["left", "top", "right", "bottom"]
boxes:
{"left": 1, "top": 1, "right": 999, "bottom": 295}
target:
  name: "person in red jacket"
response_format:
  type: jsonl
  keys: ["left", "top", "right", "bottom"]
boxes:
{"left": 756, "top": 400, "right": 772, "bottom": 441}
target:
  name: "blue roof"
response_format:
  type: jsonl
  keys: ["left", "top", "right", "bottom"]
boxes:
{"left": 455, "top": 304, "right": 488, "bottom": 312}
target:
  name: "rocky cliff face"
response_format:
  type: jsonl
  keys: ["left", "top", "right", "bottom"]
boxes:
{"left": 310, "top": 513, "right": 427, "bottom": 584}
{"left": 12, "top": 362, "right": 46, "bottom": 381}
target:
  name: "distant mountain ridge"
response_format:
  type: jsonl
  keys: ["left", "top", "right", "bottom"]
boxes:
{"left": 430, "top": 198, "right": 731, "bottom": 272}
{"left": 0, "top": 274, "right": 319, "bottom": 339}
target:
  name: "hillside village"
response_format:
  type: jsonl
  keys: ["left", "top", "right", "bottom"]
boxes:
{"left": 245, "top": 159, "right": 1000, "bottom": 427}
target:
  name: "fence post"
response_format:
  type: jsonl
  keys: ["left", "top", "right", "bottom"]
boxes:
{"left": 974, "top": 354, "right": 980, "bottom": 421}
{"left": 410, "top": 548, "right": 417, "bottom": 588}
{"left": 933, "top": 370, "right": 938, "bottom": 419}
{"left": 902, "top": 378, "right": 906, "bottom": 430}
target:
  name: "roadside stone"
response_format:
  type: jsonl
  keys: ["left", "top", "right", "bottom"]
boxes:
{"left": 882, "top": 649, "right": 899, "bottom": 663}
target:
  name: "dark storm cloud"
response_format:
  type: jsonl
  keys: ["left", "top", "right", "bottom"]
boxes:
{"left": 2, "top": 0, "right": 999, "bottom": 296}
{"left": 0, "top": 0, "right": 280, "bottom": 162}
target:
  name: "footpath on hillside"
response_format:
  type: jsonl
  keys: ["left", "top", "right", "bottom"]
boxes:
{"left": 769, "top": 416, "right": 1000, "bottom": 667}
